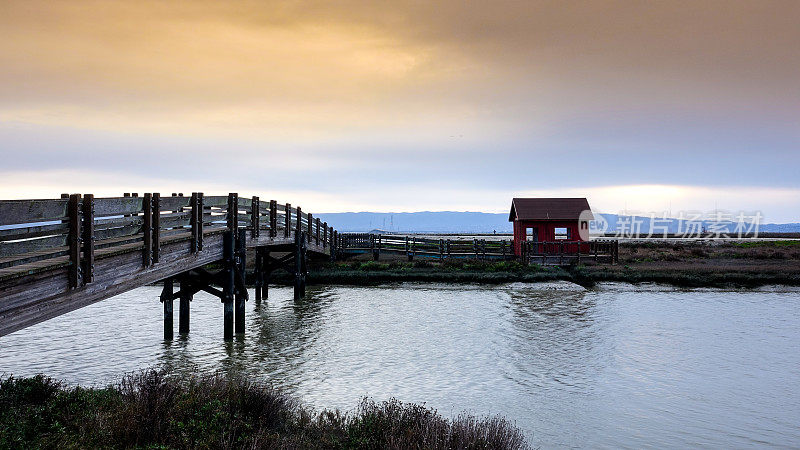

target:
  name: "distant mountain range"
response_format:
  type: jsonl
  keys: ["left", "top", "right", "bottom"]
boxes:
{"left": 315, "top": 211, "right": 800, "bottom": 234}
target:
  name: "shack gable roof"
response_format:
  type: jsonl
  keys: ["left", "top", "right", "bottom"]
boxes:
{"left": 509, "top": 198, "right": 593, "bottom": 221}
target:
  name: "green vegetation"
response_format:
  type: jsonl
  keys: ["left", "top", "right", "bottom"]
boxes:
{"left": 305, "top": 261, "right": 580, "bottom": 286}
{"left": 0, "top": 370, "right": 529, "bottom": 449}
{"left": 301, "top": 248, "right": 800, "bottom": 288}
{"left": 732, "top": 240, "right": 800, "bottom": 248}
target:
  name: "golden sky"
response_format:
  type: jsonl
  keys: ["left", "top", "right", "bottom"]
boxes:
{"left": 1, "top": 1, "right": 799, "bottom": 220}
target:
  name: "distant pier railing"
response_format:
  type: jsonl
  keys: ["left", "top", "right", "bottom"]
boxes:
{"left": 338, "top": 233, "right": 618, "bottom": 264}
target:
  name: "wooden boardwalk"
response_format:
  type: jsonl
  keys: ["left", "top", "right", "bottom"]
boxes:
{"left": 1, "top": 194, "right": 618, "bottom": 340}
{"left": 0, "top": 193, "right": 339, "bottom": 338}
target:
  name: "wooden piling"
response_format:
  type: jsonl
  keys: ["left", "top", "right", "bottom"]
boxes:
{"left": 223, "top": 231, "right": 235, "bottom": 340}
{"left": 263, "top": 249, "right": 270, "bottom": 298}
{"left": 235, "top": 229, "right": 246, "bottom": 334}
{"left": 161, "top": 278, "right": 173, "bottom": 340}
{"left": 179, "top": 282, "right": 190, "bottom": 335}
{"left": 254, "top": 248, "right": 263, "bottom": 303}
{"left": 294, "top": 231, "right": 306, "bottom": 301}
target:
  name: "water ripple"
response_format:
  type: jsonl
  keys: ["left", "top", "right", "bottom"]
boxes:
{"left": 1, "top": 283, "right": 798, "bottom": 448}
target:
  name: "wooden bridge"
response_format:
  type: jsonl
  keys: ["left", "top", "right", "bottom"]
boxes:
{"left": 1, "top": 194, "right": 618, "bottom": 340}
{"left": 0, "top": 193, "right": 340, "bottom": 339}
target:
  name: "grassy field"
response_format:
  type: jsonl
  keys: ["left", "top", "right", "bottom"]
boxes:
{"left": 0, "top": 370, "right": 528, "bottom": 449}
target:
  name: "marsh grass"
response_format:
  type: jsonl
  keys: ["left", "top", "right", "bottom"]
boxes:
{"left": 0, "top": 370, "right": 529, "bottom": 449}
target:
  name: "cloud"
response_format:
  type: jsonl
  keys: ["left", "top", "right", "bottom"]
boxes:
{"left": 0, "top": 1, "right": 797, "bottom": 218}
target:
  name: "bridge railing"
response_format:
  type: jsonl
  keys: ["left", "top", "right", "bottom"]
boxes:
{"left": 0, "top": 193, "right": 338, "bottom": 286}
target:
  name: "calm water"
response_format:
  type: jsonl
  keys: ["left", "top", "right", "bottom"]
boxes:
{"left": 1, "top": 282, "right": 799, "bottom": 448}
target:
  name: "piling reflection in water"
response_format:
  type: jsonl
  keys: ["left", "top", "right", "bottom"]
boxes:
{"left": 1, "top": 282, "right": 799, "bottom": 448}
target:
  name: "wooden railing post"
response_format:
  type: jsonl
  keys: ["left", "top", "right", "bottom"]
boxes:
{"left": 227, "top": 193, "right": 238, "bottom": 231}
{"left": 143, "top": 193, "right": 152, "bottom": 268}
{"left": 296, "top": 207, "right": 302, "bottom": 238}
{"left": 323, "top": 222, "right": 327, "bottom": 248}
{"left": 331, "top": 229, "right": 337, "bottom": 260}
{"left": 68, "top": 194, "right": 81, "bottom": 288}
{"left": 307, "top": 212, "right": 313, "bottom": 244}
{"left": 152, "top": 193, "right": 160, "bottom": 264}
{"left": 315, "top": 218, "right": 320, "bottom": 246}
{"left": 251, "top": 195, "right": 260, "bottom": 238}
{"left": 197, "top": 193, "right": 204, "bottom": 251}
{"left": 285, "top": 203, "right": 291, "bottom": 238}
{"left": 270, "top": 200, "right": 277, "bottom": 237}
{"left": 191, "top": 192, "right": 199, "bottom": 253}
{"left": 81, "top": 194, "right": 94, "bottom": 284}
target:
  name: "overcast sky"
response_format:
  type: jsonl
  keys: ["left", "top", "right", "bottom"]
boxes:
{"left": 1, "top": 1, "right": 798, "bottom": 221}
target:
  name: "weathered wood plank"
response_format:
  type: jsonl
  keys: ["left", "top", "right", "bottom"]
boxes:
{"left": 157, "top": 196, "right": 191, "bottom": 212}
{"left": 0, "top": 199, "right": 69, "bottom": 226}
{"left": 0, "top": 222, "right": 70, "bottom": 241}
{"left": 0, "top": 235, "right": 68, "bottom": 258}
{"left": 93, "top": 197, "right": 143, "bottom": 217}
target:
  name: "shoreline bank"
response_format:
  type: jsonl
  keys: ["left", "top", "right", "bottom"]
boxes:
{"left": 297, "top": 264, "right": 800, "bottom": 289}
{"left": 295, "top": 240, "right": 800, "bottom": 289}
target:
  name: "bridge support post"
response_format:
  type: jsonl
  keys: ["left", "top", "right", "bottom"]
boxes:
{"left": 179, "top": 281, "right": 190, "bottom": 335}
{"left": 160, "top": 278, "right": 173, "bottom": 340}
{"left": 254, "top": 248, "right": 263, "bottom": 303}
{"left": 223, "top": 231, "right": 235, "bottom": 340}
{"left": 294, "top": 231, "right": 307, "bottom": 301}
{"left": 235, "top": 229, "right": 246, "bottom": 334}
{"left": 262, "top": 249, "right": 270, "bottom": 299}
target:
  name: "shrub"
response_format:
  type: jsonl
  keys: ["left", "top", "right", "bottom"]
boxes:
{"left": 0, "top": 371, "right": 530, "bottom": 449}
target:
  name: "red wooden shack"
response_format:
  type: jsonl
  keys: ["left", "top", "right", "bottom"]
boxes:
{"left": 509, "top": 198, "right": 593, "bottom": 256}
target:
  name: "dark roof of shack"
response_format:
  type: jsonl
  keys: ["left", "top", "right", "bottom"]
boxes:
{"left": 508, "top": 198, "right": 593, "bottom": 221}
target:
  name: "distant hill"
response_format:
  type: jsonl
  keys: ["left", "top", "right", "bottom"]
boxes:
{"left": 316, "top": 212, "right": 513, "bottom": 233}
{"left": 316, "top": 211, "right": 800, "bottom": 234}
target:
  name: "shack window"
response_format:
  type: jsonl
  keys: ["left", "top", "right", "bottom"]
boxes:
{"left": 526, "top": 227, "right": 538, "bottom": 241}
{"left": 554, "top": 227, "right": 569, "bottom": 240}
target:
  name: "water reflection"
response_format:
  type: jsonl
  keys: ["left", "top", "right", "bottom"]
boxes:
{"left": 1, "top": 282, "right": 799, "bottom": 448}
{"left": 504, "top": 288, "right": 609, "bottom": 396}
